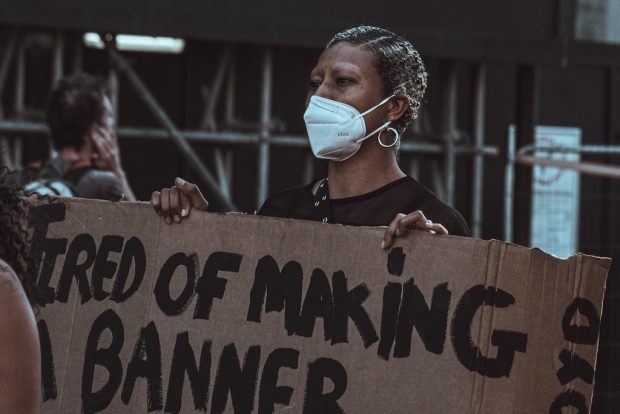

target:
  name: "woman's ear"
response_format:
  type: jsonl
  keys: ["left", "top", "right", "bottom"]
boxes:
{"left": 385, "top": 95, "right": 409, "bottom": 123}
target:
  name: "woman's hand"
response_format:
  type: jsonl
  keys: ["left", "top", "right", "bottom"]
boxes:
{"left": 382, "top": 210, "right": 448, "bottom": 250}
{"left": 151, "top": 177, "right": 209, "bottom": 224}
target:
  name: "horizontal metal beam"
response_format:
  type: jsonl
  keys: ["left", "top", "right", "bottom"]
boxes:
{"left": 0, "top": 120, "right": 500, "bottom": 156}
{"left": 516, "top": 154, "right": 620, "bottom": 180}
{"left": 517, "top": 144, "right": 620, "bottom": 156}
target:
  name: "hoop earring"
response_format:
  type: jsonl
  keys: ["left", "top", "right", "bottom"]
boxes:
{"left": 378, "top": 127, "right": 400, "bottom": 148}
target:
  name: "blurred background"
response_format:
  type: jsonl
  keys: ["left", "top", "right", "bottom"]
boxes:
{"left": 0, "top": 0, "right": 619, "bottom": 411}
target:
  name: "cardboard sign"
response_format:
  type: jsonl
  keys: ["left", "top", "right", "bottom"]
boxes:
{"left": 30, "top": 199, "right": 610, "bottom": 413}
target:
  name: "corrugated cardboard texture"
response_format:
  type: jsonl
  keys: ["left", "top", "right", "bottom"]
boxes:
{"left": 30, "top": 199, "right": 610, "bottom": 413}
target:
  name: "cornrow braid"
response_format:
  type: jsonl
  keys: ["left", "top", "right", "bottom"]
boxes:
{"left": 0, "top": 168, "right": 36, "bottom": 307}
{"left": 326, "top": 26, "right": 428, "bottom": 136}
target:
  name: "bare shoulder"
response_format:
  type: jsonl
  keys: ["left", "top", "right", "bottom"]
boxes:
{"left": 0, "top": 259, "right": 41, "bottom": 413}
{"left": 0, "top": 258, "right": 28, "bottom": 304}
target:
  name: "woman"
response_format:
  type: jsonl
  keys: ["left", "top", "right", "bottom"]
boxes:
{"left": 0, "top": 170, "right": 41, "bottom": 413}
{"left": 152, "top": 26, "right": 469, "bottom": 247}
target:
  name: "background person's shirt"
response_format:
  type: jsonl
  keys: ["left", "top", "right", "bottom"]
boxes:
{"left": 47, "top": 158, "right": 124, "bottom": 202}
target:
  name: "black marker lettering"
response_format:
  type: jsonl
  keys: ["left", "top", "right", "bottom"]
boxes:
{"left": 82, "top": 309, "right": 124, "bottom": 414}
{"left": 92, "top": 235, "right": 123, "bottom": 301}
{"left": 110, "top": 237, "right": 146, "bottom": 303}
{"left": 28, "top": 204, "right": 67, "bottom": 307}
{"left": 303, "top": 358, "right": 347, "bottom": 414}
{"left": 194, "top": 252, "right": 242, "bottom": 320}
{"left": 154, "top": 252, "right": 198, "bottom": 316}
{"left": 258, "top": 348, "right": 300, "bottom": 414}
{"left": 165, "top": 333, "right": 212, "bottom": 414}
{"left": 38, "top": 320, "right": 57, "bottom": 401}
{"left": 247, "top": 256, "right": 302, "bottom": 335}
{"left": 556, "top": 349, "right": 594, "bottom": 385}
{"left": 121, "top": 322, "right": 163, "bottom": 410}
{"left": 297, "top": 269, "right": 334, "bottom": 341}
{"left": 211, "top": 344, "right": 261, "bottom": 414}
{"left": 451, "top": 285, "right": 528, "bottom": 378}
{"left": 332, "top": 271, "right": 378, "bottom": 348}
{"left": 56, "top": 233, "right": 96, "bottom": 304}
{"left": 562, "top": 298, "right": 600, "bottom": 345}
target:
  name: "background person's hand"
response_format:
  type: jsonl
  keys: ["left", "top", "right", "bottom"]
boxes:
{"left": 382, "top": 210, "right": 448, "bottom": 250}
{"left": 151, "top": 177, "right": 209, "bottom": 224}
{"left": 89, "top": 125, "right": 122, "bottom": 172}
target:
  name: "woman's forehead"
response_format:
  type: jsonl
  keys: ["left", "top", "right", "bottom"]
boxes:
{"left": 312, "top": 42, "right": 376, "bottom": 75}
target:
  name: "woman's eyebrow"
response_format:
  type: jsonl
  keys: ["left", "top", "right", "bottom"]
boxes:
{"left": 330, "top": 63, "right": 363, "bottom": 77}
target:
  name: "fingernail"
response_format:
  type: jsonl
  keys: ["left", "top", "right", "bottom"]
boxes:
{"left": 176, "top": 177, "right": 186, "bottom": 185}
{"left": 381, "top": 241, "right": 386, "bottom": 249}
{"left": 173, "top": 215, "right": 181, "bottom": 223}
{"left": 181, "top": 208, "right": 187, "bottom": 217}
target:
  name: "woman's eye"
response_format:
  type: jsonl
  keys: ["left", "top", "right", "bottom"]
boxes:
{"left": 308, "top": 80, "right": 321, "bottom": 90}
{"left": 337, "top": 78, "right": 354, "bottom": 86}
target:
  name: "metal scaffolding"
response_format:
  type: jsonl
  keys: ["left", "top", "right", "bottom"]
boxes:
{"left": 504, "top": 136, "right": 620, "bottom": 243}
{"left": 0, "top": 29, "right": 499, "bottom": 226}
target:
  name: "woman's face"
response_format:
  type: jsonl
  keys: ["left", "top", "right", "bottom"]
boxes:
{"left": 306, "top": 42, "right": 389, "bottom": 134}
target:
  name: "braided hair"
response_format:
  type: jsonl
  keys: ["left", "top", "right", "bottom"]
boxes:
{"left": 326, "top": 26, "right": 428, "bottom": 135}
{"left": 0, "top": 168, "right": 35, "bottom": 306}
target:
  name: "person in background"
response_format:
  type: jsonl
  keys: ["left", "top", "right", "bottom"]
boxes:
{"left": 42, "top": 73, "right": 135, "bottom": 201}
{"left": 0, "top": 169, "right": 41, "bottom": 413}
{"left": 151, "top": 26, "right": 469, "bottom": 247}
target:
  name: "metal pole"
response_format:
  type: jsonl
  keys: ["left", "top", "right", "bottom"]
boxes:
{"left": 201, "top": 45, "right": 231, "bottom": 131}
{"left": 52, "top": 31, "right": 64, "bottom": 84}
{"left": 214, "top": 149, "right": 231, "bottom": 200}
{"left": 104, "top": 42, "right": 236, "bottom": 210}
{"left": 108, "top": 68, "right": 120, "bottom": 121}
{"left": 504, "top": 128, "right": 516, "bottom": 243}
{"left": 441, "top": 62, "right": 458, "bottom": 206}
{"left": 71, "top": 31, "right": 83, "bottom": 74}
{"left": 257, "top": 47, "right": 273, "bottom": 209}
{"left": 14, "top": 37, "right": 26, "bottom": 116}
{"left": 225, "top": 50, "right": 236, "bottom": 127}
{"left": 471, "top": 63, "right": 487, "bottom": 238}
{"left": 8, "top": 35, "right": 27, "bottom": 168}
{"left": 0, "top": 32, "right": 17, "bottom": 110}
{"left": 0, "top": 31, "right": 18, "bottom": 168}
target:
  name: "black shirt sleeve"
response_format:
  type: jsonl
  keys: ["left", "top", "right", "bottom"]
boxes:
{"left": 416, "top": 197, "right": 470, "bottom": 237}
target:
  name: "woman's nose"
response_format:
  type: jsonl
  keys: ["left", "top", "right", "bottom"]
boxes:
{"left": 314, "top": 82, "right": 335, "bottom": 100}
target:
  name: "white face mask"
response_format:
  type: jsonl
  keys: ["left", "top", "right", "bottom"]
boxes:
{"left": 303, "top": 94, "right": 395, "bottom": 161}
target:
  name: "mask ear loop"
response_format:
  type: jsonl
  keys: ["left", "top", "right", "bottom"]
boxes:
{"left": 377, "top": 127, "right": 400, "bottom": 148}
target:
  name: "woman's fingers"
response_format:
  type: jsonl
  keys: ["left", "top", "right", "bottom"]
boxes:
{"left": 382, "top": 213, "right": 406, "bottom": 250}
{"left": 399, "top": 210, "right": 429, "bottom": 231}
{"left": 179, "top": 192, "right": 192, "bottom": 218}
{"left": 169, "top": 186, "right": 181, "bottom": 222}
{"left": 150, "top": 178, "right": 206, "bottom": 224}
{"left": 427, "top": 222, "right": 449, "bottom": 235}
{"left": 382, "top": 211, "right": 448, "bottom": 250}
{"left": 151, "top": 191, "right": 161, "bottom": 216}
{"left": 160, "top": 188, "right": 171, "bottom": 224}
{"left": 175, "top": 177, "right": 209, "bottom": 211}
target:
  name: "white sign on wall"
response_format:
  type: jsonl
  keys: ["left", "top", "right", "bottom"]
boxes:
{"left": 509, "top": 126, "right": 582, "bottom": 258}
